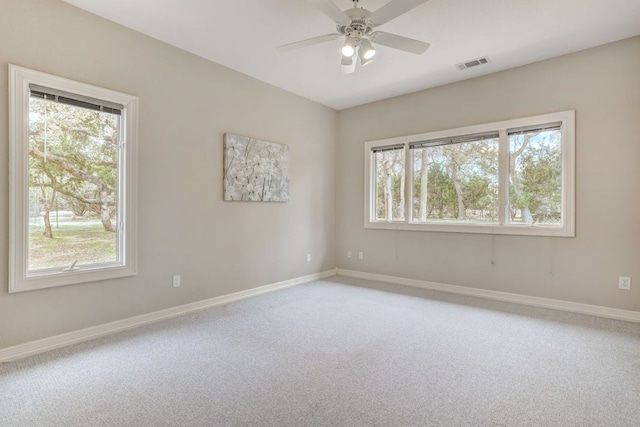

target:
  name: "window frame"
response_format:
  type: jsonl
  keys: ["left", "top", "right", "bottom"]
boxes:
{"left": 364, "top": 110, "right": 575, "bottom": 237}
{"left": 8, "top": 65, "right": 138, "bottom": 293}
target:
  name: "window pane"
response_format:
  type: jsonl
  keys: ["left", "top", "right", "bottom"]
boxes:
{"left": 374, "top": 148, "right": 405, "bottom": 221}
{"left": 508, "top": 129, "right": 562, "bottom": 225}
{"left": 412, "top": 137, "right": 499, "bottom": 223}
{"left": 28, "top": 97, "right": 120, "bottom": 271}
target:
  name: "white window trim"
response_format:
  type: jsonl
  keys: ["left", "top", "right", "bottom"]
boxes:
{"left": 364, "top": 111, "right": 575, "bottom": 237}
{"left": 8, "top": 65, "right": 138, "bottom": 293}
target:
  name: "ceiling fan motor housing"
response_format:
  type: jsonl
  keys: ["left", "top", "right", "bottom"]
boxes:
{"left": 337, "top": 8, "right": 374, "bottom": 39}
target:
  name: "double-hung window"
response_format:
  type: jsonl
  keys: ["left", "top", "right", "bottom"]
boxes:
{"left": 365, "top": 111, "right": 575, "bottom": 236}
{"left": 9, "top": 65, "right": 138, "bottom": 292}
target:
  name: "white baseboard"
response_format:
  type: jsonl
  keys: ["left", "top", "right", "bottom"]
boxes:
{"left": 0, "top": 269, "right": 338, "bottom": 363}
{"left": 337, "top": 269, "right": 640, "bottom": 323}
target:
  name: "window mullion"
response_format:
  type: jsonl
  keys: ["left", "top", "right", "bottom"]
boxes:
{"left": 370, "top": 150, "right": 376, "bottom": 223}
{"left": 404, "top": 144, "right": 411, "bottom": 224}
{"left": 365, "top": 148, "right": 374, "bottom": 224}
{"left": 498, "top": 129, "right": 508, "bottom": 226}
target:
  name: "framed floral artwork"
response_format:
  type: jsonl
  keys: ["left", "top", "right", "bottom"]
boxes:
{"left": 223, "top": 133, "right": 289, "bottom": 202}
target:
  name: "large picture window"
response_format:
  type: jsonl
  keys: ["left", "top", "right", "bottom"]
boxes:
{"left": 9, "top": 65, "right": 138, "bottom": 292}
{"left": 364, "top": 111, "right": 575, "bottom": 236}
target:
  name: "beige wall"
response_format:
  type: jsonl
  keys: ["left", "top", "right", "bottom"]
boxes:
{"left": 336, "top": 36, "right": 640, "bottom": 311}
{"left": 0, "top": 0, "right": 337, "bottom": 348}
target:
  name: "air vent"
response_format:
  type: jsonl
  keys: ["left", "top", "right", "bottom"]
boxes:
{"left": 456, "top": 56, "right": 490, "bottom": 71}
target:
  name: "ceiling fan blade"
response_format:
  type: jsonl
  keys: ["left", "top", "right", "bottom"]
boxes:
{"left": 307, "top": 0, "right": 351, "bottom": 25}
{"left": 277, "top": 33, "right": 341, "bottom": 51}
{"left": 369, "top": 0, "right": 430, "bottom": 26}
{"left": 371, "top": 31, "right": 430, "bottom": 55}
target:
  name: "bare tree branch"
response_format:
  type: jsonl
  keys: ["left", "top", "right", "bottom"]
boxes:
{"left": 29, "top": 146, "right": 115, "bottom": 191}
{"left": 38, "top": 183, "right": 102, "bottom": 206}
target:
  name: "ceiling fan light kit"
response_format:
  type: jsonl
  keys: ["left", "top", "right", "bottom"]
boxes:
{"left": 342, "top": 37, "right": 358, "bottom": 57}
{"left": 358, "top": 49, "right": 374, "bottom": 67}
{"left": 341, "top": 36, "right": 376, "bottom": 72}
{"left": 359, "top": 38, "right": 376, "bottom": 59}
{"left": 278, "top": 0, "right": 431, "bottom": 74}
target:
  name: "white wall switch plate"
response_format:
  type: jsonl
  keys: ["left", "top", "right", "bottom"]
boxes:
{"left": 172, "top": 275, "right": 181, "bottom": 288}
{"left": 307, "top": 253, "right": 311, "bottom": 262}
{"left": 347, "top": 251, "right": 352, "bottom": 258}
{"left": 358, "top": 251, "right": 364, "bottom": 260}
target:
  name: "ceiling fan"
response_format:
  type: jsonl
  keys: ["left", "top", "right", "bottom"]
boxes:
{"left": 278, "top": 0, "right": 431, "bottom": 74}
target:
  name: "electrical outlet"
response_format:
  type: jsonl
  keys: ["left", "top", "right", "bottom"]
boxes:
{"left": 172, "top": 275, "right": 181, "bottom": 288}
{"left": 347, "top": 251, "right": 352, "bottom": 258}
{"left": 306, "top": 253, "right": 311, "bottom": 262}
{"left": 358, "top": 251, "right": 364, "bottom": 260}
{"left": 619, "top": 276, "right": 631, "bottom": 291}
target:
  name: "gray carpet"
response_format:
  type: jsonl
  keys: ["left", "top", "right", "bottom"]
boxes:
{"left": 2, "top": 276, "right": 639, "bottom": 427}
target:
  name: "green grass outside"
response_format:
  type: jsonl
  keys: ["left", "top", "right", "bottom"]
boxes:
{"left": 28, "top": 220, "right": 117, "bottom": 270}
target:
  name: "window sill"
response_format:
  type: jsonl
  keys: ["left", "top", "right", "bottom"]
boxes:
{"left": 364, "top": 221, "right": 574, "bottom": 237}
{"left": 9, "top": 264, "right": 137, "bottom": 293}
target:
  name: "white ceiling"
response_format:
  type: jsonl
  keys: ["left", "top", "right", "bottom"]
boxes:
{"left": 62, "top": 0, "right": 640, "bottom": 110}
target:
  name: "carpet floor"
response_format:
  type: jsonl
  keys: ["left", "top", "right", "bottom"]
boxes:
{"left": 1, "top": 276, "right": 639, "bottom": 426}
